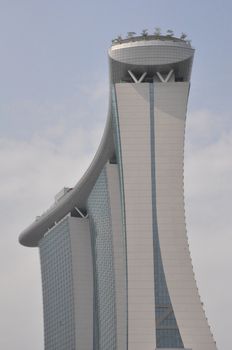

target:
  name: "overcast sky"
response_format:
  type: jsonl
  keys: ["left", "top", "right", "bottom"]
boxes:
{"left": 0, "top": 1, "right": 231, "bottom": 349}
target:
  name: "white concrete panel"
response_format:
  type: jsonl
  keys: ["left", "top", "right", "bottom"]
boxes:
{"left": 116, "top": 83, "right": 156, "bottom": 350}
{"left": 154, "top": 82, "right": 216, "bottom": 350}
{"left": 69, "top": 217, "right": 93, "bottom": 350}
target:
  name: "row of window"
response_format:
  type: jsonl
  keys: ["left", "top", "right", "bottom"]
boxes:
{"left": 39, "top": 218, "right": 76, "bottom": 350}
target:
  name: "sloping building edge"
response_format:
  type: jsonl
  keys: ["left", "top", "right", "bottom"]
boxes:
{"left": 19, "top": 111, "right": 114, "bottom": 247}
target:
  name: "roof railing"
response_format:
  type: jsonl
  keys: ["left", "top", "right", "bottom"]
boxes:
{"left": 111, "top": 29, "right": 191, "bottom": 46}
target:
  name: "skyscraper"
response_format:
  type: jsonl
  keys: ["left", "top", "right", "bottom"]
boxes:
{"left": 19, "top": 33, "right": 217, "bottom": 350}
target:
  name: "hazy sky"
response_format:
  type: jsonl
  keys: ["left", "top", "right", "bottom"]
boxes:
{"left": 0, "top": 1, "right": 231, "bottom": 349}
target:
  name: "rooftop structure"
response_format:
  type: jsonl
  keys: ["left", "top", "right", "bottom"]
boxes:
{"left": 111, "top": 34, "right": 191, "bottom": 46}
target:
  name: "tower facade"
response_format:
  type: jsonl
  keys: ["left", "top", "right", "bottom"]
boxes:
{"left": 19, "top": 35, "right": 217, "bottom": 350}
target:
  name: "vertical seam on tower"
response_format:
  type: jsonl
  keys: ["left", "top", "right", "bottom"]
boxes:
{"left": 149, "top": 82, "right": 157, "bottom": 348}
{"left": 105, "top": 166, "right": 118, "bottom": 350}
{"left": 87, "top": 199, "right": 99, "bottom": 350}
{"left": 67, "top": 218, "right": 77, "bottom": 350}
{"left": 111, "top": 85, "right": 128, "bottom": 350}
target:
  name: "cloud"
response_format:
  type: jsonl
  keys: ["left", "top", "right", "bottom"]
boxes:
{"left": 0, "top": 124, "right": 103, "bottom": 209}
{"left": 1, "top": 77, "right": 108, "bottom": 140}
{"left": 186, "top": 109, "right": 231, "bottom": 150}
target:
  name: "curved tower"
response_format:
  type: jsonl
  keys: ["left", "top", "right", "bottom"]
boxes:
{"left": 19, "top": 34, "right": 217, "bottom": 350}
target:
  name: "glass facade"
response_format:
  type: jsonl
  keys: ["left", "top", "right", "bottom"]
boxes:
{"left": 87, "top": 168, "right": 117, "bottom": 350}
{"left": 150, "top": 83, "right": 184, "bottom": 348}
{"left": 39, "top": 217, "right": 75, "bottom": 350}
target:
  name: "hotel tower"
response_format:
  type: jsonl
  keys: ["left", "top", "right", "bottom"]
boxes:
{"left": 19, "top": 33, "right": 217, "bottom": 350}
